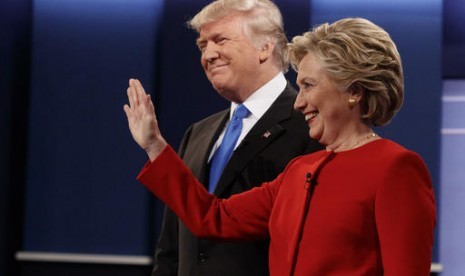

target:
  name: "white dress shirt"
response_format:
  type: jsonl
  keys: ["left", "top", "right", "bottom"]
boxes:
{"left": 208, "top": 72, "right": 287, "bottom": 161}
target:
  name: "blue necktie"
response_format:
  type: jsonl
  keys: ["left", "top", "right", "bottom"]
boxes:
{"left": 208, "top": 104, "right": 249, "bottom": 193}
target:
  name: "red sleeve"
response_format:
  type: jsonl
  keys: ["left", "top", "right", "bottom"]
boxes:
{"left": 375, "top": 151, "right": 436, "bottom": 275}
{"left": 137, "top": 145, "right": 279, "bottom": 241}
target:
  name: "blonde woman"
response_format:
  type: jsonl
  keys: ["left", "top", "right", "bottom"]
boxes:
{"left": 125, "top": 18, "right": 436, "bottom": 275}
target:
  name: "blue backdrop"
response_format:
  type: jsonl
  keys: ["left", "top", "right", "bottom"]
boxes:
{"left": 22, "top": 0, "right": 164, "bottom": 255}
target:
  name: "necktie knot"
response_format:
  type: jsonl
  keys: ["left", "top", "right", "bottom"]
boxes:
{"left": 233, "top": 104, "right": 249, "bottom": 120}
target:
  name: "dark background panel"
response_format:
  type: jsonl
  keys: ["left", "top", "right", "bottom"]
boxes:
{"left": 443, "top": 0, "right": 465, "bottom": 78}
{"left": 0, "top": 0, "right": 33, "bottom": 275}
{"left": 21, "top": 0, "right": 164, "bottom": 255}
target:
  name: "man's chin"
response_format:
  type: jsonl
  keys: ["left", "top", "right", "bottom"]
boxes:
{"left": 211, "top": 80, "right": 228, "bottom": 93}
{"left": 214, "top": 87, "right": 241, "bottom": 102}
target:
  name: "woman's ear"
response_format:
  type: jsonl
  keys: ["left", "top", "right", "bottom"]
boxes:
{"left": 347, "top": 82, "right": 365, "bottom": 109}
{"left": 259, "top": 42, "right": 275, "bottom": 63}
{"left": 349, "top": 82, "right": 365, "bottom": 101}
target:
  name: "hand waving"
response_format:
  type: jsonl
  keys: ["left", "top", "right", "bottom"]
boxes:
{"left": 123, "top": 78, "right": 167, "bottom": 161}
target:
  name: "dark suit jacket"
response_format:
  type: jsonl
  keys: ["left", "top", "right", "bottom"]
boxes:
{"left": 152, "top": 84, "right": 324, "bottom": 276}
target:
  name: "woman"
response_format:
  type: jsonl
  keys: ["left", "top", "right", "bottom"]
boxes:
{"left": 124, "top": 18, "right": 436, "bottom": 275}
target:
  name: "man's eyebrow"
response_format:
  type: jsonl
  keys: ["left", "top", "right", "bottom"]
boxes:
{"left": 196, "top": 33, "right": 223, "bottom": 45}
{"left": 196, "top": 37, "right": 206, "bottom": 46}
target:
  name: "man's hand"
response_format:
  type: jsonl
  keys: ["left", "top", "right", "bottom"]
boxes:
{"left": 124, "top": 78, "right": 167, "bottom": 161}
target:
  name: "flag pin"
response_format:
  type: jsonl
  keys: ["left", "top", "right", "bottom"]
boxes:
{"left": 262, "top": 131, "right": 271, "bottom": 138}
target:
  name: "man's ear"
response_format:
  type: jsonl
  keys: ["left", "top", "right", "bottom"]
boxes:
{"left": 259, "top": 42, "right": 275, "bottom": 63}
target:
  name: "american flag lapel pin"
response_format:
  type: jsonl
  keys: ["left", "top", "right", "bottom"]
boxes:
{"left": 262, "top": 130, "right": 272, "bottom": 138}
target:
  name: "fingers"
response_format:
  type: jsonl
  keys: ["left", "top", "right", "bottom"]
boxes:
{"left": 127, "top": 80, "right": 136, "bottom": 109}
{"left": 128, "top": 78, "right": 139, "bottom": 107}
{"left": 133, "top": 79, "right": 145, "bottom": 95}
{"left": 127, "top": 87, "right": 134, "bottom": 110}
{"left": 123, "top": 104, "right": 131, "bottom": 117}
{"left": 146, "top": 94, "right": 155, "bottom": 115}
{"left": 126, "top": 79, "right": 157, "bottom": 120}
{"left": 127, "top": 78, "right": 152, "bottom": 106}
{"left": 132, "top": 79, "right": 147, "bottom": 106}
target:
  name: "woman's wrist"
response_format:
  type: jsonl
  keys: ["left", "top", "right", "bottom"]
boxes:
{"left": 145, "top": 139, "right": 168, "bottom": 161}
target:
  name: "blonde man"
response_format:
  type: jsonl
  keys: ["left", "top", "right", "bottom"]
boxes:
{"left": 148, "top": 0, "right": 322, "bottom": 275}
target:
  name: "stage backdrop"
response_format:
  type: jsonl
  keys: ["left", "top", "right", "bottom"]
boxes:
{"left": 19, "top": 0, "right": 441, "bottom": 271}
{"left": 22, "top": 0, "right": 164, "bottom": 256}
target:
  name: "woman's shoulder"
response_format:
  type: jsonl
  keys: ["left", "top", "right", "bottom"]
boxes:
{"left": 372, "top": 138, "right": 417, "bottom": 154}
{"left": 364, "top": 139, "right": 425, "bottom": 165}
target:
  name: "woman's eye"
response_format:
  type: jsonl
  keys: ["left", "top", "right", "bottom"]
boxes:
{"left": 303, "top": 83, "right": 313, "bottom": 89}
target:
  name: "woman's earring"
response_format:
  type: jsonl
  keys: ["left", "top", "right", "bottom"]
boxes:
{"left": 348, "top": 98, "right": 356, "bottom": 108}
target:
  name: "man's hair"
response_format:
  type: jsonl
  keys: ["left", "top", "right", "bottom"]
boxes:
{"left": 188, "top": 0, "right": 289, "bottom": 72}
{"left": 288, "top": 18, "right": 404, "bottom": 126}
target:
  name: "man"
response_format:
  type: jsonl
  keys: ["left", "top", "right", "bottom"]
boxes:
{"left": 151, "top": 0, "right": 322, "bottom": 275}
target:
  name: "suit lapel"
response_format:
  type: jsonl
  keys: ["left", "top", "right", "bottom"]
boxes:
{"left": 214, "top": 85, "right": 297, "bottom": 196}
{"left": 182, "top": 110, "right": 229, "bottom": 185}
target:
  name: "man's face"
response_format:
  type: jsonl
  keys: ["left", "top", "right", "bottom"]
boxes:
{"left": 196, "top": 15, "right": 265, "bottom": 102}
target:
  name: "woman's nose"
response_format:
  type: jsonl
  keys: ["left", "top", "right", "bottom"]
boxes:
{"left": 294, "top": 90, "right": 306, "bottom": 111}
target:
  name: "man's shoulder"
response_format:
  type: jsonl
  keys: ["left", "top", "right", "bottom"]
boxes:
{"left": 183, "top": 108, "right": 229, "bottom": 137}
{"left": 192, "top": 108, "right": 229, "bottom": 127}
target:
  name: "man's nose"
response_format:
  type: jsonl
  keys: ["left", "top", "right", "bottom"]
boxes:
{"left": 202, "top": 42, "right": 219, "bottom": 63}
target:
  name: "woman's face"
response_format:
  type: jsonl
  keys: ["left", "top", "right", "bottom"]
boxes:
{"left": 294, "top": 53, "right": 355, "bottom": 146}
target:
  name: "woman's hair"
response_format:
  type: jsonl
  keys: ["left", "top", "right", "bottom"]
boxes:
{"left": 288, "top": 18, "right": 404, "bottom": 126}
{"left": 188, "top": 0, "right": 289, "bottom": 72}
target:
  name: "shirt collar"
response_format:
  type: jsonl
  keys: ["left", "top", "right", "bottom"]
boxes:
{"left": 230, "top": 72, "right": 287, "bottom": 119}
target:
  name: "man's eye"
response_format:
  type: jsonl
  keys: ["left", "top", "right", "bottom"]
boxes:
{"left": 198, "top": 44, "right": 206, "bottom": 52}
{"left": 217, "top": 37, "right": 227, "bottom": 44}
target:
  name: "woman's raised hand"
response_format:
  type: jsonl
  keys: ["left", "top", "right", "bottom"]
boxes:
{"left": 124, "top": 78, "right": 167, "bottom": 161}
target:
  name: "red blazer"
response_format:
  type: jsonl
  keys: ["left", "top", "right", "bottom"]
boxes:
{"left": 138, "top": 139, "right": 436, "bottom": 276}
